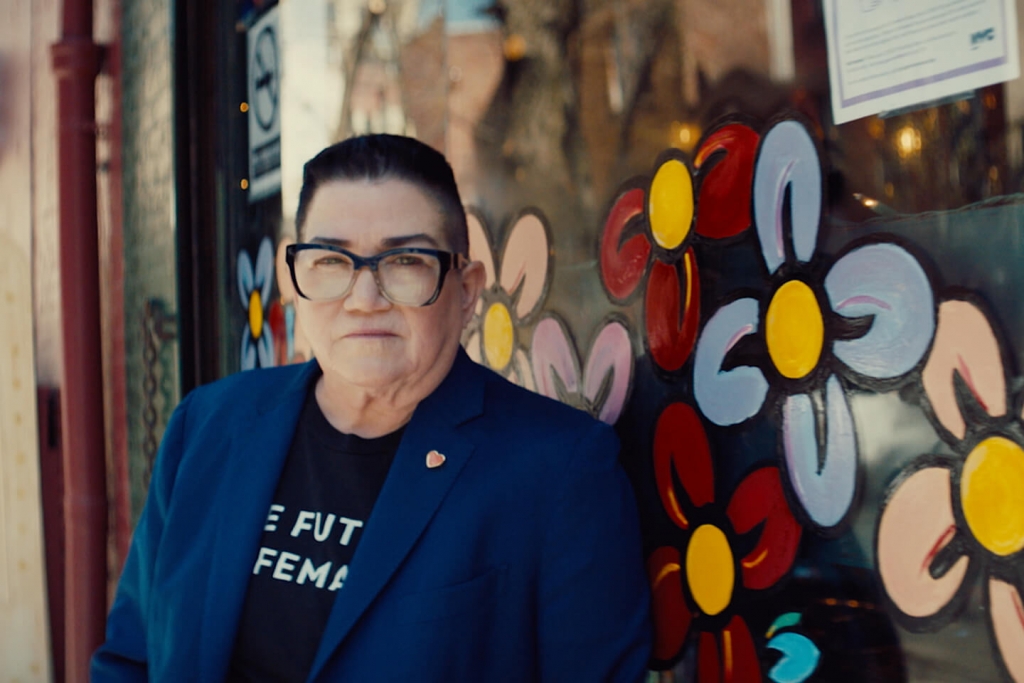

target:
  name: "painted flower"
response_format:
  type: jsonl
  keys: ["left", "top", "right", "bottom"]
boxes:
{"left": 764, "top": 613, "right": 821, "bottom": 683}
{"left": 237, "top": 236, "right": 276, "bottom": 370}
{"left": 692, "top": 118, "right": 935, "bottom": 532}
{"left": 463, "top": 208, "right": 551, "bottom": 390}
{"left": 529, "top": 314, "right": 634, "bottom": 425}
{"left": 647, "top": 401, "right": 802, "bottom": 678}
{"left": 599, "top": 121, "right": 759, "bottom": 372}
{"left": 876, "top": 298, "right": 1024, "bottom": 683}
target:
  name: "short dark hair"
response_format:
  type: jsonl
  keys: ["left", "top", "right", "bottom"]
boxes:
{"left": 295, "top": 134, "right": 468, "bottom": 254}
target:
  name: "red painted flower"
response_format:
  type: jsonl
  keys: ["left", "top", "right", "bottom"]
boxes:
{"left": 647, "top": 402, "right": 803, "bottom": 678}
{"left": 599, "top": 122, "right": 759, "bottom": 372}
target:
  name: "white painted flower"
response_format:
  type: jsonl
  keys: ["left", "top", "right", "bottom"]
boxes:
{"left": 238, "top": 236, "right": 276, "bottom": 370}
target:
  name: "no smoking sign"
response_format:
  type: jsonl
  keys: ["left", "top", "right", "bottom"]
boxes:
{"left": 247, "top": 6, "right": 281, "bottom": 201}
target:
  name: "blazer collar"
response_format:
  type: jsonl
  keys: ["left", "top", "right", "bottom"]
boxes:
{"left": 306, "top": 348, "right": 486, "bottom": 680}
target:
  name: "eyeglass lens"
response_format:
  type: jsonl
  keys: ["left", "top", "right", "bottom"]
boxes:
{"left": 293, "top": 248, "right": 442, "bottom": 305}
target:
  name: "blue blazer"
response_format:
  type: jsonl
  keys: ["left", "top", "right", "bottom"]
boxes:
{"left": 92, "top": 349, "right": 652, "bottom": 682}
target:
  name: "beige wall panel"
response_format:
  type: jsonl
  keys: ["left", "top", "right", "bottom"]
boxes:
{"left": 0, "top": 0, "right": 55, "bottom": 679}
{"left": 31, "top": 0, "right": 61, "bottom": 387}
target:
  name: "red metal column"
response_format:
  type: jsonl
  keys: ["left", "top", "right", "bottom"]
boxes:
{"left": 51, "top": 0, "right": 108, "bottom": 677}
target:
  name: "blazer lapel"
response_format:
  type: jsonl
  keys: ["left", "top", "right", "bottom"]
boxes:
{"left": 198, "top": 362, "right": 320, "bottom": 682}
{"left": 306, "top": 350, "right": 486, "bottom": 681}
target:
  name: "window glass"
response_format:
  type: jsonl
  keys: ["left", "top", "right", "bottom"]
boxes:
{"left": 238, "top": 2, "right": 1024, "bottom": 680}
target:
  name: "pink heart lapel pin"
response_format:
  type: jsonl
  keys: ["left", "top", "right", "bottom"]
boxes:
{"left": 426, "top": 450, "right": 446, "bottom": 469}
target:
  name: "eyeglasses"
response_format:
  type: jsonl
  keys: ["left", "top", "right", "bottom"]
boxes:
{"left": 285, "top": 243, "right": 467, "bottom": 307}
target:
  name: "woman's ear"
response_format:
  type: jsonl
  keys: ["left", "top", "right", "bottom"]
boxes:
{"left": 459, "top": 260, "right": 486, "bottom": 327}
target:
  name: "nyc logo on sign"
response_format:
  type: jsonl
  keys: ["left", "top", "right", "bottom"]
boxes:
{"left": 971, "top": 27, "right": 995, "bottom": 48}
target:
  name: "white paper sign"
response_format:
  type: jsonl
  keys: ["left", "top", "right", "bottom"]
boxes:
{"left": 248, "top": 6, "right": 282, "bottom": 201}
{"left": 824, "top": 0, "right": 1020, "bottom": 124}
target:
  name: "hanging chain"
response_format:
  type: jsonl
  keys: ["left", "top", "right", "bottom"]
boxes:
{"left": 141, "top": 298, "right": 178, "bottom": 488}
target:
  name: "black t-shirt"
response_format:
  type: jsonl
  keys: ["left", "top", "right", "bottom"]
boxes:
{"left": 226, "top": 390, "right": 403, "bottom": 683}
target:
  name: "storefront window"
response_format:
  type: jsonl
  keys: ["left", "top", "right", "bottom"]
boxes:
{"left": 193, "top": 0, "right": 1024, "bottom": 679}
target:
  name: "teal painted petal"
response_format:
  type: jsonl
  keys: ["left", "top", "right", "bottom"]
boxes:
{"left": 767, "top": 612, "right": 803, "bottom": 638}
{"left": 768, "top": 632, "right": 821, "bottom": 683}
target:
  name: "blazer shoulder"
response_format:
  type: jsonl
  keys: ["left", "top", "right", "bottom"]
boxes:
{"left": 477, "top": 365, "right": 614, "bottom": 445}
{"left": 465, "top": 367, "right": 623, "bottom": 495}
{"left": 186, "top": 361, "right": 315, "bottom": 419}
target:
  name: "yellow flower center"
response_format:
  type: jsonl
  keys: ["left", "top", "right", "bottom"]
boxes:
{"left": 685, "top": 524, "right": 735, "bottom": 616}
{"left": 649, "top": 159, "right": 694, "bottom": 250}
{"left": 961, "top": 436, "right": 1024, "bottom": 556}
{"left": 249, "top": 291, "right": 264, "bottom": 339}
{"left": 483, "top": 302, "right": 514, "bottom": 370}
{"left": 765, "top": 280, "right": 824, "bottom": 379}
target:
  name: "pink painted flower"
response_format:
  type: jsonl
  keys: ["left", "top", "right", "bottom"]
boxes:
{"left": 875, "top": 298, "right": 1024, "bottom": 682}
{"left": 462, "top": 208, "right": 551, "bottom": 391}
{"left": 530, "top": 314, "right": 634, "bottom": 425}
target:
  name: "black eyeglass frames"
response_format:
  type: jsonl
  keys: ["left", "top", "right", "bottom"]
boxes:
{"left": 285, "top": 243, "right": 467, "bottom": 307}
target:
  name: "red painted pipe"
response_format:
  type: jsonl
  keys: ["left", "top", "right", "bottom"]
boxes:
{"left": 51, "top": 2, "right": 108, "bottom": 679}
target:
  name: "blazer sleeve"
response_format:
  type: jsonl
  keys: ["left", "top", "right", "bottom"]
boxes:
{"left": 90, "top": 392, "right": 194, "bottom": 681}
{"left": 537, "top": 420, "right": 653, "bottom": 683}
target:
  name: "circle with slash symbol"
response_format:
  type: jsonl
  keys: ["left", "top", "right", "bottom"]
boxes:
{"left": 251, "top": 25, "right": 279, "bottom": 132}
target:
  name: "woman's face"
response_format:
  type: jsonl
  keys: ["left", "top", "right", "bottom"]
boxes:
{"left": 295, "top": 178, "right": 483, "bottom": 396}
